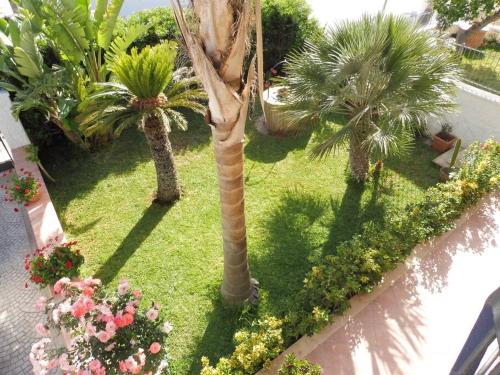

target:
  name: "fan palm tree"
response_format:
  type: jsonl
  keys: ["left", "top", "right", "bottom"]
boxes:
{"left": 172, "top": 0, "right": 264, "bottom": 304}
{"left": 78, "top": 42, "right": 206, "bottom": 204}
{"left": 283, "top": 14, "right": 460, "bottom": 181}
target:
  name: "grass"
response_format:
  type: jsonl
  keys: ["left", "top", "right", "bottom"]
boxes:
{"left": 42, "top": 113, "right": 440, "bottom": 374}
{"left": 460, "top": 45, "right": 500, "bottom": 94}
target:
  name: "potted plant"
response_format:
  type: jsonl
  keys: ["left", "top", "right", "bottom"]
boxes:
{"left": 31, "top": 278, "right": 172, "bottom": 375}
{"left": 4, "top": 169, "right": 42, "bottom": 205}
{"left": 24, "top": 240, "right": 84, "bottom": 291}
{"left": 440, "top": 138, "right": 462, "bottom": 182}
{"left": 432, "top": 123, "right": 457, "bottom": 153}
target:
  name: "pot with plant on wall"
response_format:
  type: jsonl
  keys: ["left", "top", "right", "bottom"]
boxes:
{"left": 440, "top": 138, "right": 462, "bottom": 182}
{"left": 432, "top": 123, "right": 457, "bottom": 153}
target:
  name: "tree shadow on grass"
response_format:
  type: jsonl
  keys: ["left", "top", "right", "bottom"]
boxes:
{"left": 41, "top": 113, "right": 209, "bottom": 215}
{"left": 93, "top": 203, "right": 172, "bottom": 285}
{"left": 186, "top": 287, "right": 243, "bottom": 375}
{"left": 244, "top": 126, "right": 313, "bottom": 164}
{"left": 250, "top": 188, "right": 328, "bottom": 316}
{"left": 384, "top": 141, "right": 440, "bottom": 190}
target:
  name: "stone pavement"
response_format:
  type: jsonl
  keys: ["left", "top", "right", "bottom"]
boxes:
{"left": 0, "top": 173, "right": 42, "bottom": 374}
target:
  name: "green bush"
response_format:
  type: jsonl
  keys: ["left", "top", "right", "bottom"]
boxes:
{"left": 200, "top": 317, "right": 284, "bottom": 375}
{"left": 201, "top": 139, "right": 500, "bottom": 373}
{"left": 278, "top": 354, "right": 322, "bottom": 375}
{"left": 261, "top": 0, "right": 321, "bottom": 71}
{"left": 119, "top": 7, "right": 179, "bottom": 51}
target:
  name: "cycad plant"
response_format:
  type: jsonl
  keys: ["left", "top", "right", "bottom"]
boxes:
{"left": 78, "top": 42, "right": 206, "bottom": 204}
{"left": 283, "top": 14, "right": 460, "bottom": 181}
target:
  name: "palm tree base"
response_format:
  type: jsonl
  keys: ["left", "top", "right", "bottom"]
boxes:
{"left": 221, "top": 278, "right": 260, "bottom": 305}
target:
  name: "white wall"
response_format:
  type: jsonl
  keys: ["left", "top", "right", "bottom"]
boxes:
{"left": 427, "top": 82, "right": 500, "bottom": 146}
{"left": 0, "top": 91, "right": 30, "bottom": 150}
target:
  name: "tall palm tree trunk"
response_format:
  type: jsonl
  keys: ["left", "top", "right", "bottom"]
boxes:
{"left": 214, "top": 139, "right": 253, "bottom": 303}
{"left": 349, "top": 134, "right": 369, "bottom": 182}
{"left": 143, "top": 115, "right": 181, "bottom": 204}
{"left": 173, "top": 0, "right": 258, "bottom": 304}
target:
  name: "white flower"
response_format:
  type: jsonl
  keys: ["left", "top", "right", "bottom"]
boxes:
{"left": 162, "top": 321, "right": 173, "bottom": 334}
{"left": 146, "top": 308, "right": 159, "bottom": 321}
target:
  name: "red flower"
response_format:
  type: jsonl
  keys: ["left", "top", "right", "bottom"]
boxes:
{"left": 31, "top": 275, "right": 43, "bottom": 284}
{"left": 24, "top": 188, "right": 31, "bottom": 195}
{"left": 65, "top": 260, "right": 73, "bottom": 269}
{"left": 15, "top": 185, "right": 20, "bottom": 190}
{"left": 270, "top": 68, "right": 278, "bottom": 76}
{"left": 24, "top": 262, "right": 30, "bottom": 270}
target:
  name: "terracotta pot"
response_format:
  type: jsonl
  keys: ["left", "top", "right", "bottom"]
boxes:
{"left": 432, "top": 132, "right": 457, "bottom": 153}
{"left": 28, "top": 189, "right": 42, "bottom": 203}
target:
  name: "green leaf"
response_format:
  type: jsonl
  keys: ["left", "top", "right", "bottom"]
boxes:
{"left": 0, "top": 81, "right": 20, "bottom": 92}
{"left": 93, "top": 0, "right": 109, "bottom": 27}
{"left": 97, "top": 0, "right": 124, "bottom": 49}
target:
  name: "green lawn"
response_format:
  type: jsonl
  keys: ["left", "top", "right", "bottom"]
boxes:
{"left": 42, "top": 113, "right": 440, "bottom": 374}
{"left": 461, "top": 46, "right": 500, "bottom": 94}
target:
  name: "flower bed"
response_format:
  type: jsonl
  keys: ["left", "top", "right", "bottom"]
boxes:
{"left": 31, "top": 278, "right": 173, "bottom": 374}
{"left": 200, "top": 139, "right": 500, "bottom": 374}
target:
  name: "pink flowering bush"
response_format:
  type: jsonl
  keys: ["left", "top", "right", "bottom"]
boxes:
{"left": 31, "top": 278, "right": 172, "bottom": 374}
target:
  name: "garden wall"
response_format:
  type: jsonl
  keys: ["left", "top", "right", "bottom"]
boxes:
{"left": 427, "top": 81, "right": 500, "bottom": 145}
{"left": 0, "top": 90, "right": 30, "bottom": 150}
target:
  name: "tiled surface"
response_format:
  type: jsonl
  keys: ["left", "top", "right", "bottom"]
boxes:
{"left": 0, "top": 173, "right": 43, "bottom": 374}
{"left": 262, "top": 192, "right": 500, "bottom": 374}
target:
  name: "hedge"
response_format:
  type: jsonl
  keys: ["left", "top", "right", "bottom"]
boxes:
{"left": 200, "top": 139, "right": 500, "bottom": 374}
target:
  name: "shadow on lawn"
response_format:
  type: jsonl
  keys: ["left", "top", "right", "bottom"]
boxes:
{"left": 186, "top": 287, "right": 243, "bottom": 375}
{"left": 244, "top": 126, "right": 313, "bottom": 164}
{"left": 93, "top": 203, "right": 172, "bottom": 285}
{"left": 42, "top": 113, "right": 209, "bottom": 216}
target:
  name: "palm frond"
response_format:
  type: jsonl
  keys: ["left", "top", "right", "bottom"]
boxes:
{"left": 97, "top": 0, "right": 124, "bottom": 50}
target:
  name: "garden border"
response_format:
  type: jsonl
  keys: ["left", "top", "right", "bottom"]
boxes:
{"left": 11, "top": 146, "right": 65, "bottom": 249}
{"left": 258, "top": 191, "right": 497, "bottom": 374}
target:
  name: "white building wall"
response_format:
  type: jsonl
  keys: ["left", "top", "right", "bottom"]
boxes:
{"left": 427, "top": 82, "right": 500, "bottom": 146}
{"left": 0, "top": 90, "right": 30, "bottom": 150}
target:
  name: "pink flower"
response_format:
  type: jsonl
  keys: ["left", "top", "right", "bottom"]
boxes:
{"left": 149, "top": 342, "right": 161, "bottom": 354}
{"left": 119, "top": 360, "right": 128, "bottom": 373}
{"left": 85, "top": 323, "right": 97, "bottom": 337}
{"left": 137, "top": 349, "right": 146, "bottom": 366}
{"left": 125, "top": 356, "right": 138, "bottom": 371}
{"left": 35, "top": 323, "right": 49, "bottom": 337}
{"left": 105, "top": 342, "right": 116, "bottom": 351}
{"left": 162, "top": 321, "right": 173, "bottom": 334}
{"left": 106, "top": 321, "right": 117, "bottom": 333}
{"left": 35, "top": 296, "right": 47, "bottom": 312}
{"left": 83, "top": 286, "right": 94, "bottom": 297}
{"left": 53, "top": 277, "right": 71, "bottom": 294}
{"left": 125, "top": 304, "right": 136, "bottom": 315}
{"left": 96, "top": 330, "right": 111, "bottom": 343}
{"left": 122, "top": 313, "right": 134, "bottom": 327}
{"left": 71, "top": 296, "right": 95, "bottom": 318}
{"left": 88, "top": 359, "right": 102, "bottom": 372}
{"left": 146, "top": 308, "right": 158, "bottom": 321}
{"left": 118, "top": 279, "right": 129, "bottom": 295}
{"left": 132, "top": 290, "right": 142, "bottom": 299}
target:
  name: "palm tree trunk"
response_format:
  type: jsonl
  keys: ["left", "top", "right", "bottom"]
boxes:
{"left": 214, "top": 139, "right": 254, "bottom": 303}
{"left": 173, "top": 0, "right": 258, "bottom": 304}
{"left": 349, "top": 135, "right": 369, "bottom": 182}
{"left": 143, "top": 115, "right": 181, "bottom": 204}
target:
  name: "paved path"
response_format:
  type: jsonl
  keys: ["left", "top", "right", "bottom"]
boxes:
{"left": 0, "top": 173, "right": 42, "bottom": 374}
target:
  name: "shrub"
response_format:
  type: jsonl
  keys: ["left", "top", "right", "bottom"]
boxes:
{"left": 119, "top": 7, "right": 179, "bottom": 51}
{"left": 24, "top": 240, "right": 84, "bottom": 288}
{"left": 261, "top": 0, "right": 321, "bottom": 71}
{"left": 278, "top": 354, "right": 322, "bottom": 374}
{"left": 200, "top": 317, "right": 284, "bottom": 375}
{"left": 31, "top": 278, "right": 172, "bottom": 374}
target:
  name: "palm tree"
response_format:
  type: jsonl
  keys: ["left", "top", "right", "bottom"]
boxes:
{"left": 78, "top": 42, "right": 206, "bottom": 204}
{"left": 283, "top": 14, "right": 460, "bottom": 181}
{"left": 172, "top": 0, "right": 263, "bottom": 304}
